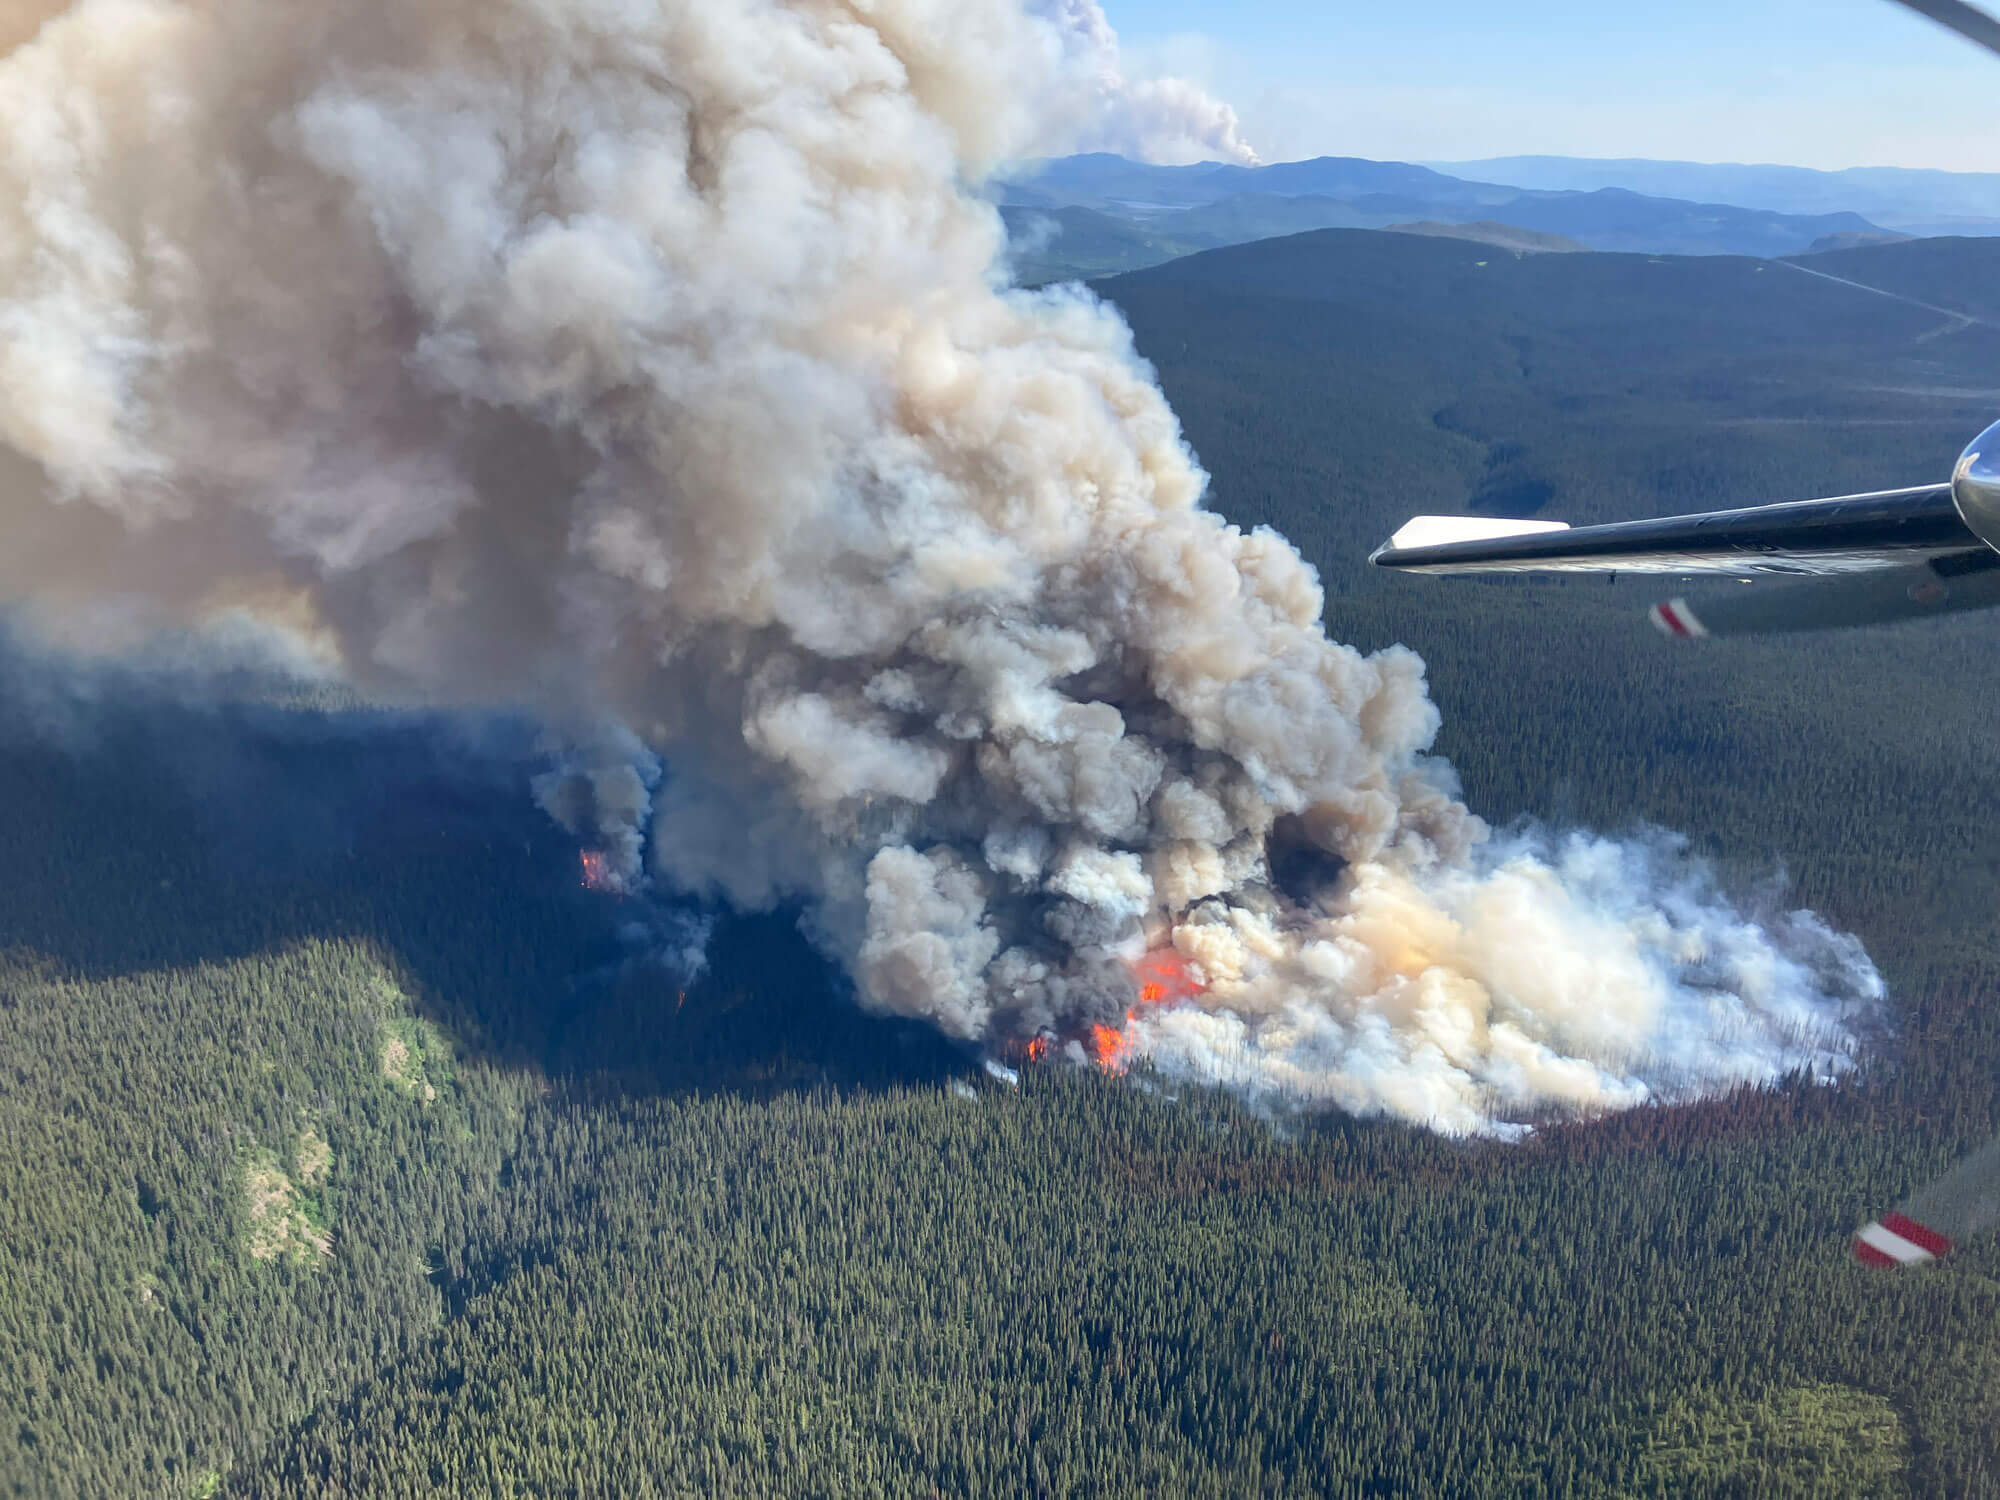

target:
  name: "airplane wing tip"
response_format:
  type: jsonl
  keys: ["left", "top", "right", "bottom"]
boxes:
{"left": 1372, "top": 483, "right": 1974, "bottom": 580}
{"left": 1373, "top": 515, "right": 1570, "bottom": 565}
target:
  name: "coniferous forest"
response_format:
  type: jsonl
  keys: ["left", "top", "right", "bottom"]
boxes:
{"left": 5, "top": 231, "right": 2000, "bottom": 1496}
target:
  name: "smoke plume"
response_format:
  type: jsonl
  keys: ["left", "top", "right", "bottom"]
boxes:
{"left": 0, "top": 0, "right": 1876, "bottom": 1131}
{"left": 1029, "top": 0, "right": 1260, "bottom": 165}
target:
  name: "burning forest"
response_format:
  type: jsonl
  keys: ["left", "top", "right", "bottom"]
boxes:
{"left": 0, "top": 0, "right": 1881, "bottom": 1132}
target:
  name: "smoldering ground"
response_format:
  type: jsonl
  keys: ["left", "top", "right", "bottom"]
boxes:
{"left": 0, "top": 0, "right": 1880, "bottom": 1132}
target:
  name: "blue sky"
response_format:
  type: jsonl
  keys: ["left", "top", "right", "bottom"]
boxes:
{"left": 1104, "top": 0, "right": 2000, "bottom": 171}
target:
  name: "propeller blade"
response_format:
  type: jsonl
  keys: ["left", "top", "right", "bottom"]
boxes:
{"left": 1886, "top": 0, "right": 2000, "bottom": 59}
{"left": 1856, "top": 1128, "right": 2000, "bottom": 1268}
{"left": 1650, "top": 550, "right": 2000, "bottom": 638}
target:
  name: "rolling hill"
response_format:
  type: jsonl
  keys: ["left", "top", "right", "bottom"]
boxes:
{"left": 1435, "top": 155, "right": 2000, "bottom": 235}
{"left": 997, "top": 152, "right": 1891, "bottom": 278}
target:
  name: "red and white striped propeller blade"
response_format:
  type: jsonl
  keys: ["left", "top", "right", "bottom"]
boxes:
{"left": 1853, "top": 1212, "right": 1955, "bottom": 1269}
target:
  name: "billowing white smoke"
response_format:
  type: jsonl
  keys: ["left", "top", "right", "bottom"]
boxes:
{"left": 1029, "top": 0, "right": 1260, "bottom": 165}
{"left": 0, "top": 0, "right": 1876, "bottom": 1132}
{"left": 1139, "top": 830, "right": 1875, "bottom": 1135}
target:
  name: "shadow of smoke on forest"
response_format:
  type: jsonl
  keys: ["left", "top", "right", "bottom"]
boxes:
{"left": 0, "top": 638, "right": 970, "bottom": 1100}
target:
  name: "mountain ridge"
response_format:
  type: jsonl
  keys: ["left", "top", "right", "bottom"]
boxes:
{"left": 1428, "top": 154, "right": 2000, "bottom": 229}
{"left": 998, "top": 153, "right": 1890, "bottom": 280}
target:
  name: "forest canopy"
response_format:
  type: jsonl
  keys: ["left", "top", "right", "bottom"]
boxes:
{"left": 3, "top": 229, "right": 2000, "bottom": 1496}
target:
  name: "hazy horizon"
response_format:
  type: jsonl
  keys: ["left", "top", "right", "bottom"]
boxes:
{"left": 1047, "top": 147, "right": 2000, "bottom": 177}
{"left": 1104, "top": 0, "right": 2000, "bottom": 173}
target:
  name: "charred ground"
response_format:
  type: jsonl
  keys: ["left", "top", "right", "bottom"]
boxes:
{"left": 5, "top": 230, "right": 2000, "bottom": 1495}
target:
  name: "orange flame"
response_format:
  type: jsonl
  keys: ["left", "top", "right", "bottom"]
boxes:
{"left": 1087, "top": 1023, "right": 1133, "bottom": 1072}
{"left": 1005, "top": 949, "right": 1208, "bottom": 1075}
{"left": 579, "top": 849, "right": 619, "bottom": 893}
{"left": 1131, "top": 948, "right": 1201, "bottom": 1009}
{"left": 1085, "top": 948, "right": 1209, "bottom": 1074}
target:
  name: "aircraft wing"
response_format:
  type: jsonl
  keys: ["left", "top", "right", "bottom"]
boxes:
{"left": 1370, "top": 484, "right": 1979, "bottom": 578}
{"left": 1855, "top": 1129, "right": 2000, "bottom": 1269}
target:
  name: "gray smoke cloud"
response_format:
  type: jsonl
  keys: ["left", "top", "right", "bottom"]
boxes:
{"left": 531, "top": 725, "right": 661, "bottom": 892}
{"left": 0, "top": 0, "right": 1876, "bottom": 1132}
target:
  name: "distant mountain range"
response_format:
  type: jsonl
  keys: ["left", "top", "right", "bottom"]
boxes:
{"left": 1428, "top": 157, "right": 2000, "bottom": 238}
{"left": 998, "top": 153, "right": 1900, "bottom": 282}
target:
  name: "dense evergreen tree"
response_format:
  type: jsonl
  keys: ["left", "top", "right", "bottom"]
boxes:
{"left": 5, "top": 230, "right": 2000, "bottom": 1496}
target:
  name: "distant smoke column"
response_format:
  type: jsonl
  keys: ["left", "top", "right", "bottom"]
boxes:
{"left": 1028, "top": 0, "right": 1260, "bottom": 164}
{"left": 0, "top": 0, "right": 1878, "bottom": 1131}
